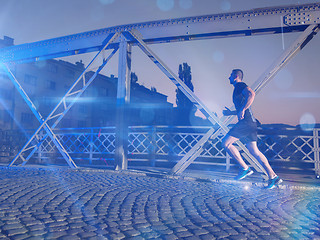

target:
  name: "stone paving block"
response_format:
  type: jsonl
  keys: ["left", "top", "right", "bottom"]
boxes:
{"left": 68, "top": 222, "right": 87, "bottom": 229}
{"left": 175, "top": 230, "right": 193, "bottom": 238}
{"left": 59, "top": 235, "right": 81, "bottom": 240}
{"left": 161, "top": 234, "right": 179, "bottom": 240}
{"left": 212, "top": 230, "right": 230, "bottom": 238}
{"left": 47, "top": 221, "right": 68, "bottom": 228}
{"left": 9, "top": 234, "right": 31, "bottom": 240}
{"left": 129, "top": 236, "right": 147, "bottom": 240}
{"left": 119, "top": 225, "right": 134, "bottom": 232}
{"left": 83, "top": 225, "right": 98, "bottom": 232}
{"left": 47, "top": 225, "right": 69, "bottom": 233}
{"left": 133, "top": 222, "right": 151, "bottom": 230}
{"left": 78, "top": 231, "right": 98, "bottom": 239}
{"left": 66, "top": 228, "right": 83, "bottom": 236}
{"left": 225, "top": 228, "right": 240, "bottom": 236}
{"left": 155, "top": 228, "right": 174, "bottom": 235}
{"left": 0, "top": 168, "right": 319, "bottom": 239}
{"left": 41, "top": 218, "right": 54, "bottom": 224}
{"left": 123, "top": 229, "right": 141, "bottom": 237}
{"left": 2, "top": 223, "right": 25, "bottom": 231}
{"left": 233, "top": 226, "right": 250, "bottom": 233}
{"left": 192, "top": 228, "right": 210, "bottom": 236}
{"left": 226, "top": 233, "right": 248, "bottom": 240}
{"left": 138, "top": 226, "right": 153, "bottom": 234}
{"left": 28, "top": 229, "right": 47, "bottom": 237}
{"left": 204, "top": 225, "right": 221, "bottom": 233}
{"left": 108, "top": 232, "right": 126, "bottom": 239}
{"left": 151, "top": 224, "right": 168, "bottom": 231}
{"left": 45, "top": 231, "right": 69, "bottom": 239}
{"left": 6, "top": 227, "right": 29, "bottom": 237}
{"left": 28, "top": 224, "right": 45, "bottom": 231}
{"left": 108, "top": 227, "right": 121, "bottom": 234}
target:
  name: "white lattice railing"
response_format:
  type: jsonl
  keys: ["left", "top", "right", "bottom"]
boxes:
{"left": 37, "top": 126, "right": 320, "bottom": 176}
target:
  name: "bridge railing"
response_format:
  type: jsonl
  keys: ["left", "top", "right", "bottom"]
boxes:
{"left": 33, "top": 126, "right": 320, "bottom": 176}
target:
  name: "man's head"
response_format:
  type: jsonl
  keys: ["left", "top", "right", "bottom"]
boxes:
{"left": 229, "top": 69, "right": 243, "bottom": 85}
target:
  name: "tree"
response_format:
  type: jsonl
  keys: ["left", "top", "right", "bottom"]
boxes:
{"left": 131, "top": 72, "right": 138, "bottom": 85}
{"left": 175, "top": 63, "right": 196, "bottom": 125}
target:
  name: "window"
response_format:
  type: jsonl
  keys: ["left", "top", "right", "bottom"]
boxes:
{"left": 47, "top": 80, "right": 56, "bottom": 90}
{"left": 48, "top": 64, "right": 58, "bottom": 73}
{"left": 79, "top": 104, "right": 87, "bottom": 113}
{"left": 42, "top": 97, "right": 51, "bottom": 107}
{"left": 0, "top": 88, "right": 12, "bottom": 99}
{"left": 21, "top": 112, "right": 34, "bottom": 124}
{"left": 99, "top": 88, "right": 109, "bottom": 96}
{"left": 24, "top": 74, "right": 37, "bottom": 86}
{"left": 66, "top": 69, "right": 74, "bottom": 78}
{"left": 0, "top": 110, "right": 10, "bottom": 122}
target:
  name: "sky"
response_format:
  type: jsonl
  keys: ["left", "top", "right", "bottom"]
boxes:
{"left": 0, "top": 0, "right": 319, "bottom": 127}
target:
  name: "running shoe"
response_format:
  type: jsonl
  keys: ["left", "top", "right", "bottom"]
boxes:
{"left": 234, "top": 167, "right": 253, "bottom": 180}
{"left": 266, "top": 176, "right": 283, "bottom": 189}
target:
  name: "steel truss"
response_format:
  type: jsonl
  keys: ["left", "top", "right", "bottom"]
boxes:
{"left": 0, "top": 3, "right": 319, "bottom": 173}
{"left": 170, "top": 24, "right": 320, "bottom": 177}
{"left": 1, "top": 32, "right": 121, "bottom": 167}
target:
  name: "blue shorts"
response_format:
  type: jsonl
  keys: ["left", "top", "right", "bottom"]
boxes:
{"left": 227, "top": 120, "right": 258, "bottom": 143}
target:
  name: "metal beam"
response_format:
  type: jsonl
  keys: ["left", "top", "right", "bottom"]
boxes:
{"left": 1, "top": 3, "right": 320, "bottom": 63}
{"left": 126, "top": 30, "right": 268, "bottom": 177}
{"left": 0, "top": 63, "right": 77, "bottom": 168}
{"left": 170, "top": 23, "right": 320, "bottom": 176}
{"left": 7, "top": 33, "right": 120, "bottom": 167}
{"left": 115, "top": 35, "right": 132, "bottom": 170}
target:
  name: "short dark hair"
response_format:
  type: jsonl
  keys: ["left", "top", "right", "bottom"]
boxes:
{"left": 232, "top": 69, "right": 243, "bottom": 80}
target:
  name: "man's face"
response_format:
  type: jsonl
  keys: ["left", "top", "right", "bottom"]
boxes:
{"left": 228, "top": 71, "right": 237, "bottom": 85}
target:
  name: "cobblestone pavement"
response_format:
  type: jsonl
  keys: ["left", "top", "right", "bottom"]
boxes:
{"left": 0, "top": 167, "right": 319, "bottom": 240}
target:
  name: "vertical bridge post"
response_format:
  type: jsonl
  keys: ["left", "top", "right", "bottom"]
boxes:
{"left": 115, "top": 35, "right": 132, "bottom": 170}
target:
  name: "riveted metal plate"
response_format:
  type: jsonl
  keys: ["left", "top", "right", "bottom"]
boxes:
{"left": 284, "top": 11, "right": 320, "bottom": 26}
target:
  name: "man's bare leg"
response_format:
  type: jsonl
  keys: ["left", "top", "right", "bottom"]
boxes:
{"left": 246, "top": 141, "right": 277, "bottom": 179}
{"left": 222, "top": 135, "right": 248, "bottom": 169}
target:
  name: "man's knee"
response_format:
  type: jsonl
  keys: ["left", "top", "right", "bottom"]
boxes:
{"left": 222, "top": 136, "right": 234, "bottom": 149}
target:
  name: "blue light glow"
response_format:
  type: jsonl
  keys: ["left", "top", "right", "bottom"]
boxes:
{"left": 300, "top": 113, "right": 316, "bottom": 131}
{"left": 274, "top": 69, "right": 294, "bottom": 90}
{"left": 157, "top": 0, "right": 174, "bottom": 11}
{"left": 179, "top": 0, "right": 192, "bottom": 9}
{"left": 220, "top": 0, "right": 231, "bottom": 11}
{"left": 212, "top": 51, "right": 225, "bottom": 63}
{"left": 99, "top": 0, "right": 115, "bottom": 5}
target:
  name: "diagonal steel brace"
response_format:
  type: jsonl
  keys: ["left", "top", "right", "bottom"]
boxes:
{"left": 0, "top": 63, "right": 77, "bottom": 168}
{"left": 7, "top": 32, "right": 121, "bottom": 167}
{"left": 126, "top": 30, "right": 268, "bottom": 177}
{"left": 170, "top": 24, "right": 320, "bottom": 176}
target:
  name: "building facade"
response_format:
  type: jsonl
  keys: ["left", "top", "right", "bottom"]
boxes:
{"left": 0, "top": 36, "right": 174, "bottom": 131}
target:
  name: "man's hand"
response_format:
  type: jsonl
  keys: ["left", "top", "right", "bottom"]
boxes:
{"left": 223, "top": 107, "right": 235, "bottom": 116}
{"left": 238, "top": 109, "right": 245, "bottom": 120}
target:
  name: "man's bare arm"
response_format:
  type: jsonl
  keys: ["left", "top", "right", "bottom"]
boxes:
{"left": 223, "top": 106, "right": 237, "bottom": 116}
{"left": 238, "top": 87, "right": 255, "bottom": 120}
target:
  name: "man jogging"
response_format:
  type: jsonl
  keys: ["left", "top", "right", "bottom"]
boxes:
{"left": 222, "top": 69, "right": 282, "bottom": 189}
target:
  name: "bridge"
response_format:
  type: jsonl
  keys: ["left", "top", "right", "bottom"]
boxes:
{"left": 0, "top": 2, "right": 319, "bottom": 178}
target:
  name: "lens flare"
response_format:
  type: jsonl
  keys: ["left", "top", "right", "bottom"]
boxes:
{"left": 299, "top": 113, "right": 316, "bottom": 131}
{"left": 179, "top": 0, "right": 192, "bottom": 9}
{"left": 157, "top": 0, "right": 174, "bottom": 11}
{"left": 99, "top": 0, "right": 115, "bottom": 5}
{"left": 274, "top": 69, "right": 294, "bottom": 90}
{"left": 212, "top": 51, "right": 225, "bottom": 63}
{"left": 220, "top": 0, "right": 231, "bottom": 11}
